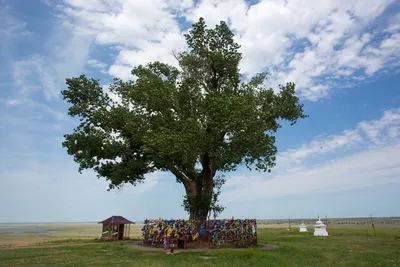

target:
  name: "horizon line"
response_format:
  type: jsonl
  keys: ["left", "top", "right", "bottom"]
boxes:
{"left": 1, "top": 216, "right": 399, "bottom": 224}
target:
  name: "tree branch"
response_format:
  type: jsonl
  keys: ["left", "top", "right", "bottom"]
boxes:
{"left": 200, "top": 152, "right": 214, "bottom": 200}
{"left": 167, "top": 164, "right": 195, "bottom": 195}
{"left": 210, "top": 157, "right": 218, "bottom": 178}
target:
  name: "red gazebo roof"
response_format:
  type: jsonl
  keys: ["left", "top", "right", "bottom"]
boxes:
{"left": 98, "top": 216, "right": 135, "bottom": 224}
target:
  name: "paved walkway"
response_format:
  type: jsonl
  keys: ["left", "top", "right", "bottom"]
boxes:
{"left": 130, "top": 241, "right": 278, "bottom": 254}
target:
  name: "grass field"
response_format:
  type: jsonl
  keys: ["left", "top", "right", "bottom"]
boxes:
{"left": 0, "top": 222, "right": 399, "bottom": 266}
{"left": 0, "top": 223, "right": 144, "bottom": 248}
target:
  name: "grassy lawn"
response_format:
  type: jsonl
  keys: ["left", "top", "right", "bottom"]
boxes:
{"left": 0, "top": 228, "right": 399, "bottom": 266}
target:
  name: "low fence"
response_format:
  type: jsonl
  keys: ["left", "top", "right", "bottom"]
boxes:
{"left": 141, "top": 218, "right": 257, "bottom": 248}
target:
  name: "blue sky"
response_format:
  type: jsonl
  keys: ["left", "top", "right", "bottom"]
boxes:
{"left": 0, "top": 0, "right": 400, "bottom": 223}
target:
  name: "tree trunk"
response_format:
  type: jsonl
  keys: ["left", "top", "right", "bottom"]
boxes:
{"left": 185, "top": 176, "right": 213, "bottom": 222}
{"left": 189, "top": 209, "right": 210, "bottom": 221}
{"left": 169, "top": 154, "right": 215, "bottom": 222}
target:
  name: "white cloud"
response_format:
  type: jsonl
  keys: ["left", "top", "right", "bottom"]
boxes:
{"left": 222, "top": 142, "right": 400, "bottom": 203}
{"left": 9, "top": 9, "right": 93, "bottom": 100}
{"left": 278, "top": 108, "right": 400, "bottom": 167}
{"left": 183, "top": 0, "right": 400, "bottom": 100}
{"left": 0, "top": 156, "right": 162, "bottom": 222}
{"left": 387, "top": 12, "right": 400, "bottom": 32}
{"left": 4, "top": 98, "right": 70, "bottom": 121}
{"left": 59, "top": 0, "right": 187, "bottom": 80}
{"left": 63, "top": 0, "right": 119, "bottom": 12}
{"left": 87, "top": 59, "right": 107, "bottom": 69}
{"left": 357, "top": 108, "right": 400, "bottom": 145}
{"left": 1, "top": 0, "right": 399, "bottom": 221}
{"left": 102, "top": 84, "right": 122, "bottom": 104}
{"left": 0, "top": 4, "right": 31, "bottom": 85}
{"left": 13, "top": 57, "right": 55, "bottom": 98}
{"left": 118, "top": 172, "right": 164, "bottom": 194}
{"left": 57, "top": 0, "right": 399, "bottom": 100}
{"left": 108, "top": 64, "right": 133, "bottom": 81}
{"left": 222, "top": 107, "right": 400, "bottom": 203}
{"left": 278, "top": 129, "right": 363, "bottom": 166}
{"left": 388, "top": 127, "right": 399, "bottom": 139}
{"left": 0, "top": 5, "right": 30, "bottom": 51}
{"left": 5, "top": 99, "right": 21, "bottom": 105}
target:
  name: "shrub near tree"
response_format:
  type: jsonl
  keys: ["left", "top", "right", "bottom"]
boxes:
{"left": 61, "top": 18, "right": 307, "bottom": 222}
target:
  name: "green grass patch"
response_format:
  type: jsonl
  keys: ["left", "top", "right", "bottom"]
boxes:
{"left": 34, "top": 238, "right": 98, "bottom": 245}
{"left": 0, "top": 228, "right": 399, "bottom": 266}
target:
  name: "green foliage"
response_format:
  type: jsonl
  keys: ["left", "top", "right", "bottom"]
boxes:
{"left": 61, "top": 18, "right": 307, "bottom": 218}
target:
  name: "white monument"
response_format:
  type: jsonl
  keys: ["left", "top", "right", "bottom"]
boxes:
{"left": 299, "top": 222, "right": 308, "bottom": 232}
{"left": 313, "top": 217, "right": 328, "bottom": 236}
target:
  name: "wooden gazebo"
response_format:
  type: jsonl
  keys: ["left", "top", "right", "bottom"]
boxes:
{"left": 98, "top": 216, "right": 135, "bottom": 241}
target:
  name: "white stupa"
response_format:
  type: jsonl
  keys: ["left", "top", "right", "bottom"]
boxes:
{"left": 299, "top": 222, "right": 308, "bottom": 232}
{"left": 313, "top": 217, "right": 328, "bottom": 236}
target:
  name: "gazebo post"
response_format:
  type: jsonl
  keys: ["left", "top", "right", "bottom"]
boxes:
{"left": 112, "top": 224, "right": 115, "bottom": 241}
{"left": 111, "top": 224, "right": 114, "bottom": 241}
{"left": 128, "top": 224, "right": 131, "bottom": 239}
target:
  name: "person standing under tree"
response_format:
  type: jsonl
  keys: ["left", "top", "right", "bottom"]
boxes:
{"left": 163, "top": 231, "right": 168, "bottom": 250}
{"left": 164, "top": 226, "right": 173, "bottom": 250}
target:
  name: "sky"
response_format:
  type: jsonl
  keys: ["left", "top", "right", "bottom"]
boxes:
{"left": 0, "top": 0, "right": 400, "bottom": 223}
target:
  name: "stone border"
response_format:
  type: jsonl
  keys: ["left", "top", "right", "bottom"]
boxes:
{"left": 130, "top": 241, "right": 278, "bottom": 254}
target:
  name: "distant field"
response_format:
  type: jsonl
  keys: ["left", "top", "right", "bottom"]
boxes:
{"left": 257, "top": 217, "right": 400, "bottom": 229}
{"left": 0, "top": 217, "right": 399, "bottom": 248}
{"left": 0, "top": 223, "right": 143, "bottom": 248}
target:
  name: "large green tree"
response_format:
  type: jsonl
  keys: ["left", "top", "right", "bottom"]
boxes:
{"left": 62, "top": 18, "right": 307, "bottom": 221}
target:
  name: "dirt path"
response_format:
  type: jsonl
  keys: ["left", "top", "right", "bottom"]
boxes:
{"left": 130, "top": 241, "right": 278, "bottom": 253}
{"left": 0, "top": 242, "right": 101, "bottom": 250}
{"left": 1, "top": 241, "right": 278, "bottom": 252}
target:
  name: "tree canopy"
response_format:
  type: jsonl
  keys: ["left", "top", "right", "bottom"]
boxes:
{"left": 62, "top": 18, "right": 307, "bottom": 220}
